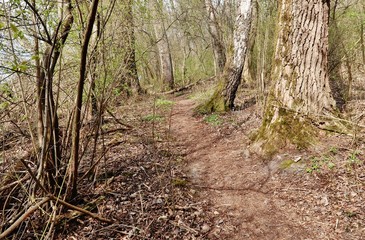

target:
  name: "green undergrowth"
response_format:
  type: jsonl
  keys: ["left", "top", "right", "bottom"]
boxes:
{"left": 304, "top": 147, "right": 363, "bottom": 174}
{"left": 194, "top": 80, "right": 227, "bottom": 114}
{"left": 204, "top": 113, "right": 222, "bottom": 126}
{"left": 142, "top": 98, "right": 174, "bottom": 122}
{"left": 155, "top": 98, "right": 174, "bottom": 109}
{"left": 306, "top": 156, "right": 336, "bottom": 173}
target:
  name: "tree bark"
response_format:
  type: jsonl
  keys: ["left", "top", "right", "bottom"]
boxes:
{"left": 255, "top": 0, "right": 336, "bottom": 155}
{"left": 119, "top": 0, "right": 142, "bottom": 94}
{"left": 30, "top": 0, "right": 74, "bottom": 191}
{"left": 70, "top": 0, "right": 99, "bottom": 198}
{"left": 273, "top": 0, "right": 335, "bottom": 115}
{"left": 223, "top": 0, "right": 253, "bottom": 109}
{"left": 197, "top": 0, "right": 252, "bottom": 113}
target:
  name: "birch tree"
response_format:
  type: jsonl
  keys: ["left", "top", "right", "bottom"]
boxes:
{"left": 198, "top": 0, "right": 253, "bottom": 112}
{"left": 151, "top": 0, "right": 174, "bottom": 90}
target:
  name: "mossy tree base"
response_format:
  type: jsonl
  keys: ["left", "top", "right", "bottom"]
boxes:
{"left": 194, "top": 79, "right": 228, "bottom": 114}
{"left": 253, "top": 106, "right": 317, "bottom": 157}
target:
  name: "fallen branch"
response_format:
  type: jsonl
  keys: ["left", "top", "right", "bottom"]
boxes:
{"left": 159, "top": 76, "right": 216, "bottom": 95}
{"left": 50, "top": 195, "right": 113, "bottom": 224}
{"left": 0, "top": 175, "right": 30, "bottom": 193}
{"left": 0, "top": 197, "right": 51, "bottom": 239}
{"left": 19, "top": 159, "right": 114, "bottom": 224}
{"left": 106, "top": 108, "right": 133, "bottom": 129}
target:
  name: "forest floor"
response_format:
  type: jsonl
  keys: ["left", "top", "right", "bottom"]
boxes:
{"left": 1, "top": 88, "right": 365, "bottom": 239}
{"left": 170, "top": 95, "right": 365, "bottom": 239}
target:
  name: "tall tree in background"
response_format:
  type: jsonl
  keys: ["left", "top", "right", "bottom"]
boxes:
{"left": 151, "top": 0, "right": 174, "bottom": 90}
{"left": 205, "top": 0, "right": 226, "bottom": 75}
{"left": 256, "top": 0, "right": 335, "bottom": 154}
{"left": 118, "top": 0, "right": 142, "bottom": 94}
{"left": 198, "top": 0, "right": 253, "bottom": 112}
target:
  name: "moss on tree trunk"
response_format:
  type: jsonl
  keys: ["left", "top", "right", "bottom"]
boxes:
{"left": 195, "top": 78, "right": 227, "bottom": 114}
{"left": 253, "top": 100, "right": 316, "bottom": 156}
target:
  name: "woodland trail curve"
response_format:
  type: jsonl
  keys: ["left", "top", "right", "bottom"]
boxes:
{"left": 171, "top": 98, "right": 313, "bottom": 240}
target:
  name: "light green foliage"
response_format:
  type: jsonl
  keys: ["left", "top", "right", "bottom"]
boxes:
{"left": 347, "top": 150, "right": 362, "bottom": 165}
{"left": 0, "top": 83, "right": 12, "bottom": 110}
{"left": 204, "top": 114, "right": 222, "bottom": 126}
{"left": 155, "top": 98, "right": 174, "bottom": 109}
{"left": 10, "top": 23, "right": 24, "bottom": 39}
{"left": 306, "top": 156, "right": 336, "bottom": 173}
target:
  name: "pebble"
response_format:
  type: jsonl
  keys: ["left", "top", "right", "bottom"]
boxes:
{"left": 201, "top": 224, "right": 211, "bottom": 233}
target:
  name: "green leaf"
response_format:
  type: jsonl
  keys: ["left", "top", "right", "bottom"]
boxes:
{"left": 10, "top": 23, "right": 18, "bottom": 33}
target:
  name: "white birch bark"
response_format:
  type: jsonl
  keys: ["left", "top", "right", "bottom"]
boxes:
{"left": 223, "top": 0, "right": 253, "bottom": 109}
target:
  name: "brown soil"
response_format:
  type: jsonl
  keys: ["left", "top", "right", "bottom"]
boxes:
{"left": 1, "top": 94, "right": 364, "bottom": 239}
{"left": 171, "top": 97, "right": 365, "bottom": 240}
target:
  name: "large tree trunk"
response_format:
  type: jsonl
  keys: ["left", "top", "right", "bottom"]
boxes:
{"left": 197, "top": 0, "right": 252, "bottom": 113}
{"left": 273, "top": 0, "right": 334, "bottom": 114}
{"left": 255, "top": 0, "right": 335, "bottom": 155}
{"left": 205, "top": 0, "right": 226, "bottom": 74}
{"left": 223, "top": 0, "right": 253, "bottom": 109}
{"left": 119, "top": 0, "right": 142, "bottom": 94}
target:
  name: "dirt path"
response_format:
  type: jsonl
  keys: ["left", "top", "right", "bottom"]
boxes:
{"left": 171, "top": 98, "right": 312, "bottom": 239}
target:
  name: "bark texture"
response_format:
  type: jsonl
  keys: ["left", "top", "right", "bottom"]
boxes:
{"left": 33, "top": 0, "right": 73, "bottom": 191}
{"left": 273, "top": 0, "right": 335, "bottom": 114}
{"left": 223, "top": 0, "right": 253, "bottom": 109}
{"left": 119, "top": 0, "right": 142, "bottom": 94}
{"left": 255, "top": 0, "right": 336, "bottom": 155}
{"left": 70, "top": 0, "right": 99, "bottom": 198}
{"left": 196, "top": 0, "right": 252, "bottom": 113}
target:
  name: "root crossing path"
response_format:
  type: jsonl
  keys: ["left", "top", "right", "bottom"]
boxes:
{"left": 171, "top": 98, "right": 312, "bottom": 240}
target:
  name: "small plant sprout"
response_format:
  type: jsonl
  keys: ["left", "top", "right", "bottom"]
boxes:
{"left": 204, "top": 114, "right": 222, "bottom": 126}
{"left": 329, "top": 146, "right": 338, "bottom": 155}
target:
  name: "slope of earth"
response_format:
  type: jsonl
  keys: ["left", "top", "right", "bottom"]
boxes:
{"left": 1, "top": 93, "right": 364, "bottom": 239}
{"left": 171, "top": 96, "right": 365, "bottom": 240}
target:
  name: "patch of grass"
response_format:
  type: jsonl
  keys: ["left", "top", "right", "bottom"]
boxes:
{"left": 172, "top": 178, "right": 188, "bottom": 187}
{"left": 306, "top": 156, "right": 336, "bottom": 173}
{"left": 189, "top": 88, "right": 215, "bottom": 103}
{"left": 142, "top": 114, "right": 164, "bottom": 122}
{"left": 347, "top": 150, "right": 362, "bottom": 165}
{"left": 204, "top": 114, "right": 222, "bottom": 126}
{"left": 280, "top": 159, "right": 294, "bottom": 169}
{"left": 155, "top": 98, "right": 174, "bottom": 109}
{"left": 329, "top": 146, "right": 338, "bottom": 155}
